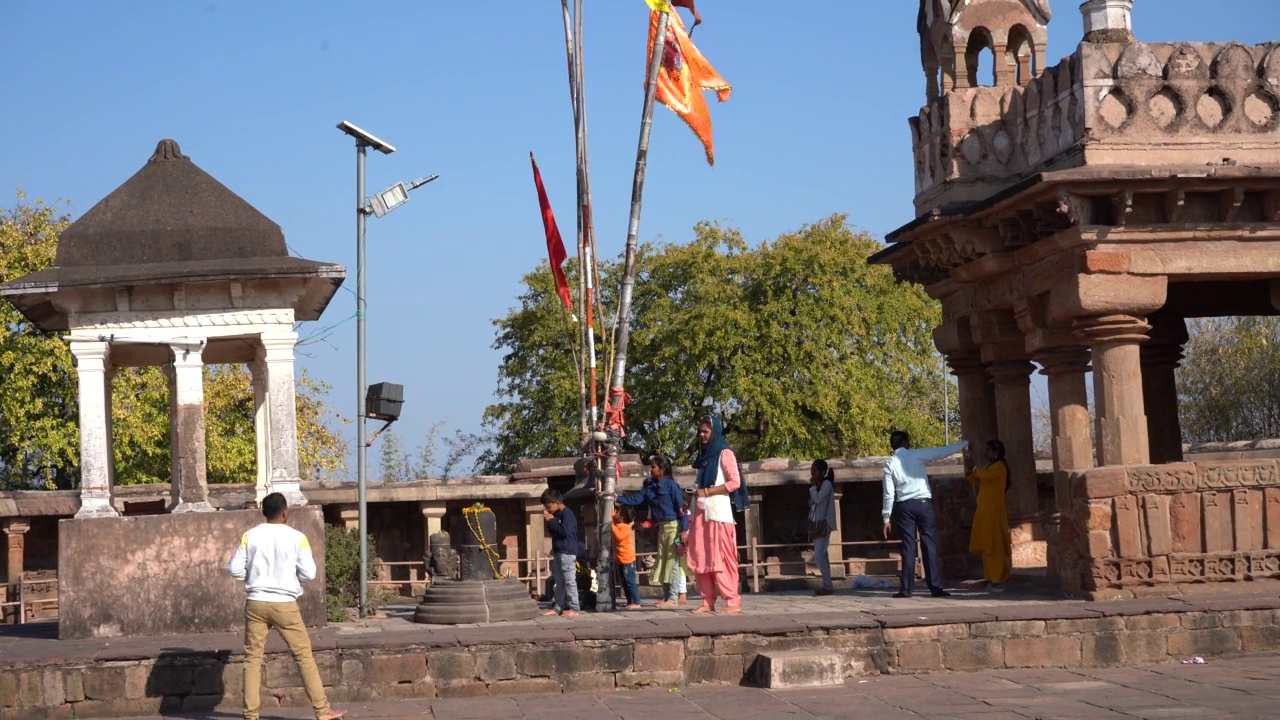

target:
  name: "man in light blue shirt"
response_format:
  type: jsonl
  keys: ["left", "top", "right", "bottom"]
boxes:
{"left": 881, "top": 431, "right": 968, "bottom": 598}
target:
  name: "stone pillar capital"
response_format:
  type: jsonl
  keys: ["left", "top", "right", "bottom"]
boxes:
{"left": 169, "top": 342, "right": 205, "bottom": 368}
{"left": 1073, "top": 314, "right": 1151, "bottom": 347}
{"left": 945, "top": 352, "right": 987, "bottom": 376}
{"left": 420, "top": 501, "right": 447, "bottom": 519}
{"left": 1035, "top": 346, "right": 1092, "bottom": 377}
{"left": 69, "top": 340, "right": 110, "bottom": 370}
{"left": 261, "top": 332, "right": 298, "bottom": 361}
{"left": 989, "top": 359, "right": 1036, "bottom": 385}
{"left": 3, "top": 519, "right": 30, "bottom": 535}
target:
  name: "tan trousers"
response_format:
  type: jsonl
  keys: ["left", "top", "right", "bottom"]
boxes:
{"left": 243, "top": 599, "right": 331, "bottom": 720}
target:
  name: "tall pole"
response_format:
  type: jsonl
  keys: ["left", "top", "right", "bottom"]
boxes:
{"left": 356, "top": 143, "right": 369, "bottom": 618}
{"left": 943, "top": 352, "right": 950, "bottom": 444}
{"left": 597, "top": 9, "right": 671, "bottom": 612}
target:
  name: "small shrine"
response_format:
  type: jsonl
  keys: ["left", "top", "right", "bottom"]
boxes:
{"left": 2, "top": 139, "right": 345, "bottom": 516}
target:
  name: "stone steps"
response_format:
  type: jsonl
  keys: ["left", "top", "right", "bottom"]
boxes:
{"left": 754, "top": 650, "right": 847, "bottom": 688}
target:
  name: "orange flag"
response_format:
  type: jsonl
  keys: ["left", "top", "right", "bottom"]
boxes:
{"left": 647, "top": 8, "right": 731, "bottom": 165}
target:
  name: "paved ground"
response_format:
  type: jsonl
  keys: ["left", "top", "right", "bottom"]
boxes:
{"left": 124, "top": 651, "right": 1280, "bottom": 719}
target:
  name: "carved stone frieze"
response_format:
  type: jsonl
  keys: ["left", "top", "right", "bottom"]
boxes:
{"left": 1125, "top": 463, "right": 1198, "bottom": 493}
{"left": 71, "top": 309, "right": 296, "bottom": 330}
{"left": 1087, "top": 550, "right": 1280, "bottom": 589}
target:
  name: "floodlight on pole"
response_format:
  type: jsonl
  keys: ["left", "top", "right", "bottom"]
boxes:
{"left": 366, "top": 175, "right": 439, "bottom": 218}
{"left": 335, "top": 119, "right": 437, "bottom": 619}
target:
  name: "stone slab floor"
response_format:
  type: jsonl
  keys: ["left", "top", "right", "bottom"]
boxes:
{"left": 119, "top": 651, "right": 1280, "bottom": 719}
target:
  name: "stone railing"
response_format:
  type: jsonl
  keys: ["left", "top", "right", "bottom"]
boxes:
{"left": 1062, "top": 459, "right": 1280, "bottom": 598}
{"left": 910, "top": 41, "right": 1280, "bottom": 211}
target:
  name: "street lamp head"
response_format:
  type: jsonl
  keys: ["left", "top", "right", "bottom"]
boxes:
{"left": 369, "top": 182, "right": 410, "bottom": 217}
{"left": 337, "top": 121, "right": 396, "bottom": 155}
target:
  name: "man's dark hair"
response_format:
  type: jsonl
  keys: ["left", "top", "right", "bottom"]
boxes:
{"left": 540, "top": 488, "right": 563, "bottom": 506}
{"left": 262, "top": 492, "right": 288, "bottom": 520}
{"left": 889, "top": 431, "right": 911, "bottom": 451}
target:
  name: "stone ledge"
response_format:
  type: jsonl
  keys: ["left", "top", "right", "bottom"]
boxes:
{"left": 6, "top": 593, "right": 1280, "bottom": 716}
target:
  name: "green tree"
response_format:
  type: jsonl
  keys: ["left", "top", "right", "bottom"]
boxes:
{"left": 1178, "top": 316, "right": 1280, "bottom": 442}
{"left": 0, "top": 194, "right": 348, "bottom": 489}
{"left": 478, "top": 214, "right": 948, "bottom": 472}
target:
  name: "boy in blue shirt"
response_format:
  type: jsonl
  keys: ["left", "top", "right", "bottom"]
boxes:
{"left": 541, "top": 489, "right": 581, "bottom": 617}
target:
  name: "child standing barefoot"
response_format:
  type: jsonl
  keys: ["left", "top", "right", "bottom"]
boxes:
{"left": 613, "top": 506, "right": 642, "bottom": 609}
{"left": 541, "top": 489, "right": 581, "bottom": 618}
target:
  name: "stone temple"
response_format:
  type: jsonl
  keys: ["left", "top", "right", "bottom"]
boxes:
{"left": 874, "top": 0, "right": 1280, "bottom": 597}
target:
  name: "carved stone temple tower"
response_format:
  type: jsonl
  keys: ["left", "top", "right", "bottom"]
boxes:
{"left": 875, "top": 1, "right": 1280, "bottom": 597}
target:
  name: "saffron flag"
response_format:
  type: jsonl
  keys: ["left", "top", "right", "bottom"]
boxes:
{"left": 529, "top": 153, "right": 574, "bottom": 312}
{"left": 647, "top": 6, "right": 730, "bottom": 165}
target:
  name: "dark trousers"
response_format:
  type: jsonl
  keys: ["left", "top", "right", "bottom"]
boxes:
{"left": 618, "top": 561, "right": 641, "bottom": 606}
{"left": 894, "top": 498, "right": 944, "bottom": 596}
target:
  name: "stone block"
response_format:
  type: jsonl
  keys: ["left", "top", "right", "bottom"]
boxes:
{"left": 1083, "top": 502, "right": 1113, "bottom": 532}
{"left": 1142, "top": 495, "right": 1172, "bottom": 556}
{"left": 62, "top": 672, "right": 84, "bottom": 704}
{"left": 1221, "top": 609, "right": 1274, "bottom": 627}
{"left": 516, "top": 645, "right": 631, "bottom": 677}
{"left": 1233, "top": 489, "right": 1263, "bottom": 551}
{"left": 1167, "top": 629, "right": 1241, "bottom": 657}
{"left": 1079, "top": 250, "right": 1130, "bottom": 274}
{"left": 435, "top": 681, "right": 488, "bottom": 698}
{"left": 368, "top": 653, "right": 427, "bottom": 685}
{"left": 474, "top": 651, "right": 517, "bottom": 682}
{"left": 124, "top": 663, "right": 147, "bottom": 700}
{"left": 429, "top": 651, "right": 477, "bottom": 682}
{"left": 686, "top": 636, "right": 712, "bottom": 654}
{"left": 70, "top": 698, "right": 165, "bottom": 717}
{"left": 145, "top": 660, "right": 193, "bottom": 697}
{"left": 1170, "top": 493, "right": 1202, "bottom": 554}
{"left": 1045, "top": 617, "right": 1123, "bottom": 634}
{"left": 634, "top": 640, "right": 684, "bottom": 672}
{"left": 1003, "top": 636, "right": 1081, "bottom": 668}
{"left": 1202, "top": 492, "right": 1233, "bottom": 553}
{"left": 754, "top": 650, "right": 843, "bottom": 689}
{"left": 895, "top": 642, "right": 942, "bottom": 672}
{"left": 17, "top": 671, "right": 43, "bottom": 707}
{"left": 370, "top": 682, "right": 436, "bottom": 701}
{"left": 1085, "top": 530, "right": 1114, "bottom": 559}
{"left": 684, "top": 655, "right": 744, "bottom": 684}
{"left": 341, "top": 659, "right": 364, "bottom": 686}
{"left": 265, "top": 656, "right": 302, "bottom": 688}
{"left": 883, "top": 623, "right": 968, "bottom": 643}
{"left": 1081, "top": 631, "right": 1167, "bottom": 667}
{"left": 1240, "top": 625, "right": 1280, "bottom": 652}
{"left": 1265, "top": 489, "right": 1280, "bottom": 549}
{"left": 940, "top": 640, "right": 1003, "bottom": 672}
{"left": 1113, "top": 496, "right": 1142, "bottom": 559}
{"left": 1077, "top": 467, "right": 1129, "bottom": 500}
{"left": 221, "top": 662, "right": 243, "bottom": 701}
{"left": 1124, "top": 613, "right": 1180, "bottom": 631}
{"left": 969, "top": 620, "right": 1046, "bottom": 638}
{"left": 57, "top": 508, "right": 325, "bottom": 639}
{"left": 182, "top": 694, "right": 226, "bottom": 713}
{"left": 0, "top": 672, "right": 16, "bottom": 707}
{"left": 559, "top": 673, "right": 617, "bottom": 693}
{"left": 40, "top": 670, "right": 64, "bottom": 708}
{"left": 82, "top": 667, "right": 126, "bottom": 700}
{"left": 616, "top": 670, "right": 683, "bottom": 688}
{"left": 1179, "top": 612, "right": 1223, "bottom": 630}
{"left": 489, "top": 678, "right": 562, "bottom": 696}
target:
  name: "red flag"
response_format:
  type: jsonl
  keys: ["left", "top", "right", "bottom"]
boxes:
{"left": 529, "top": 153, "right": 574, "bottom": 312}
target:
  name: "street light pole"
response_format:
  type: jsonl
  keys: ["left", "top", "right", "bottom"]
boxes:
{"left": 355, "top": 143, "right": 369, "bottom": 618}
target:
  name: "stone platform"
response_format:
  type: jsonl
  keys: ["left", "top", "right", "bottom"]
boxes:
{"left": 4, "top": 581, "right": 1280, "bottom": 718}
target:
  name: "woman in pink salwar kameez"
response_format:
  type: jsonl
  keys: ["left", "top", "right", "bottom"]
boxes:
{"left": 686, "top": 415, "right": 741, "bottom": 614}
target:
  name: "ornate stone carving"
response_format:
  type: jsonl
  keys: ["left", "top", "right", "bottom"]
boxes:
{"left": 73, "top": 309, "right": 295, "bottom": 330}
{"left": 1198, "top": 460, "right": 1279, "bottom": 490}
{"left": 1126, "top": 464, "right": 1197, "bottom": 493}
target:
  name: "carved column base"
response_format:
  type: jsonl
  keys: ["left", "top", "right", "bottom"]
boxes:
{"left": 75, "top": 493, "right": 119, "bottom": 519}
{"left": 270, "top": 477, "right": 309, "bottom": 507}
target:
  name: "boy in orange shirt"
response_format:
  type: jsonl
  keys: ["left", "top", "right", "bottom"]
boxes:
{"left": 613, "top": 506, "right": 642, "bottom": 609}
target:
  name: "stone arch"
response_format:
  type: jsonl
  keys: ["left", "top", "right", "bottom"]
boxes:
{"left": 966, "top": 26, "right": 998, "bottom": 88}
{"left": 1007, "top": 24, "right": 1036, "bottom": 85}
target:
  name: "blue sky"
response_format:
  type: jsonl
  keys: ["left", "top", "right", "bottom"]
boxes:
{"left": 4, "top": 1, "right": 1277, "bottom": 475}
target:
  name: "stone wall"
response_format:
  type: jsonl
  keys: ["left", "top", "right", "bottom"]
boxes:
{"left": 1063, "top": 460, "right": 1280, "bottom": 598}
{"left": 911, "top": 41, "right": 1280, "bottom": 211}
{"left": 5, "top": 591, "right": 1280, "bottom": 717}
{"left": 57, "top": 507, "right": 325, "bottom": 640}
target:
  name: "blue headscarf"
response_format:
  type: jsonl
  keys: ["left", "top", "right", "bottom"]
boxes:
{"left": 692, "top": 415, "right": 731, "bottom": 489}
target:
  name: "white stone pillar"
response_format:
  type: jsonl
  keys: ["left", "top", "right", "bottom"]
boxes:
{"left": 262, "top": 332, "right": 306, "bottom": 506}
{"left": 250, "top": 357, "right": 271, "bottom": 505}
{"left": 105, "top": 367, "right": 117, "bottom": 490}
{"left": 169, "top": 342, "right": 213, "bottom": 513}
{"left": 1080, "top": 0, "right": 1134, "bottom": 43}
{"left": 70, "top": 340, "right": 118, "bottom": 518}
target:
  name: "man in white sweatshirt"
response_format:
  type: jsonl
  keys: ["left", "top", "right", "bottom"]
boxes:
{"left": 227, "top": 492, "right": 343, "bottom": 720}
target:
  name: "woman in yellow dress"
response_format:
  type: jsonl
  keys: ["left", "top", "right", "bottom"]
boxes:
{"left": 965, "top": 439, "right": 1012, "bottom": 591}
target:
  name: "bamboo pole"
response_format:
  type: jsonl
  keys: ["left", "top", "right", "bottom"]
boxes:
{"left": 575, "top": 0, "right": 600, "bottom": 432}
{"left": 560, "top": 0, "right": 589, "bottom": 436}
{"left": 596, "top": 8, "right": 671, "bottom": 613}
